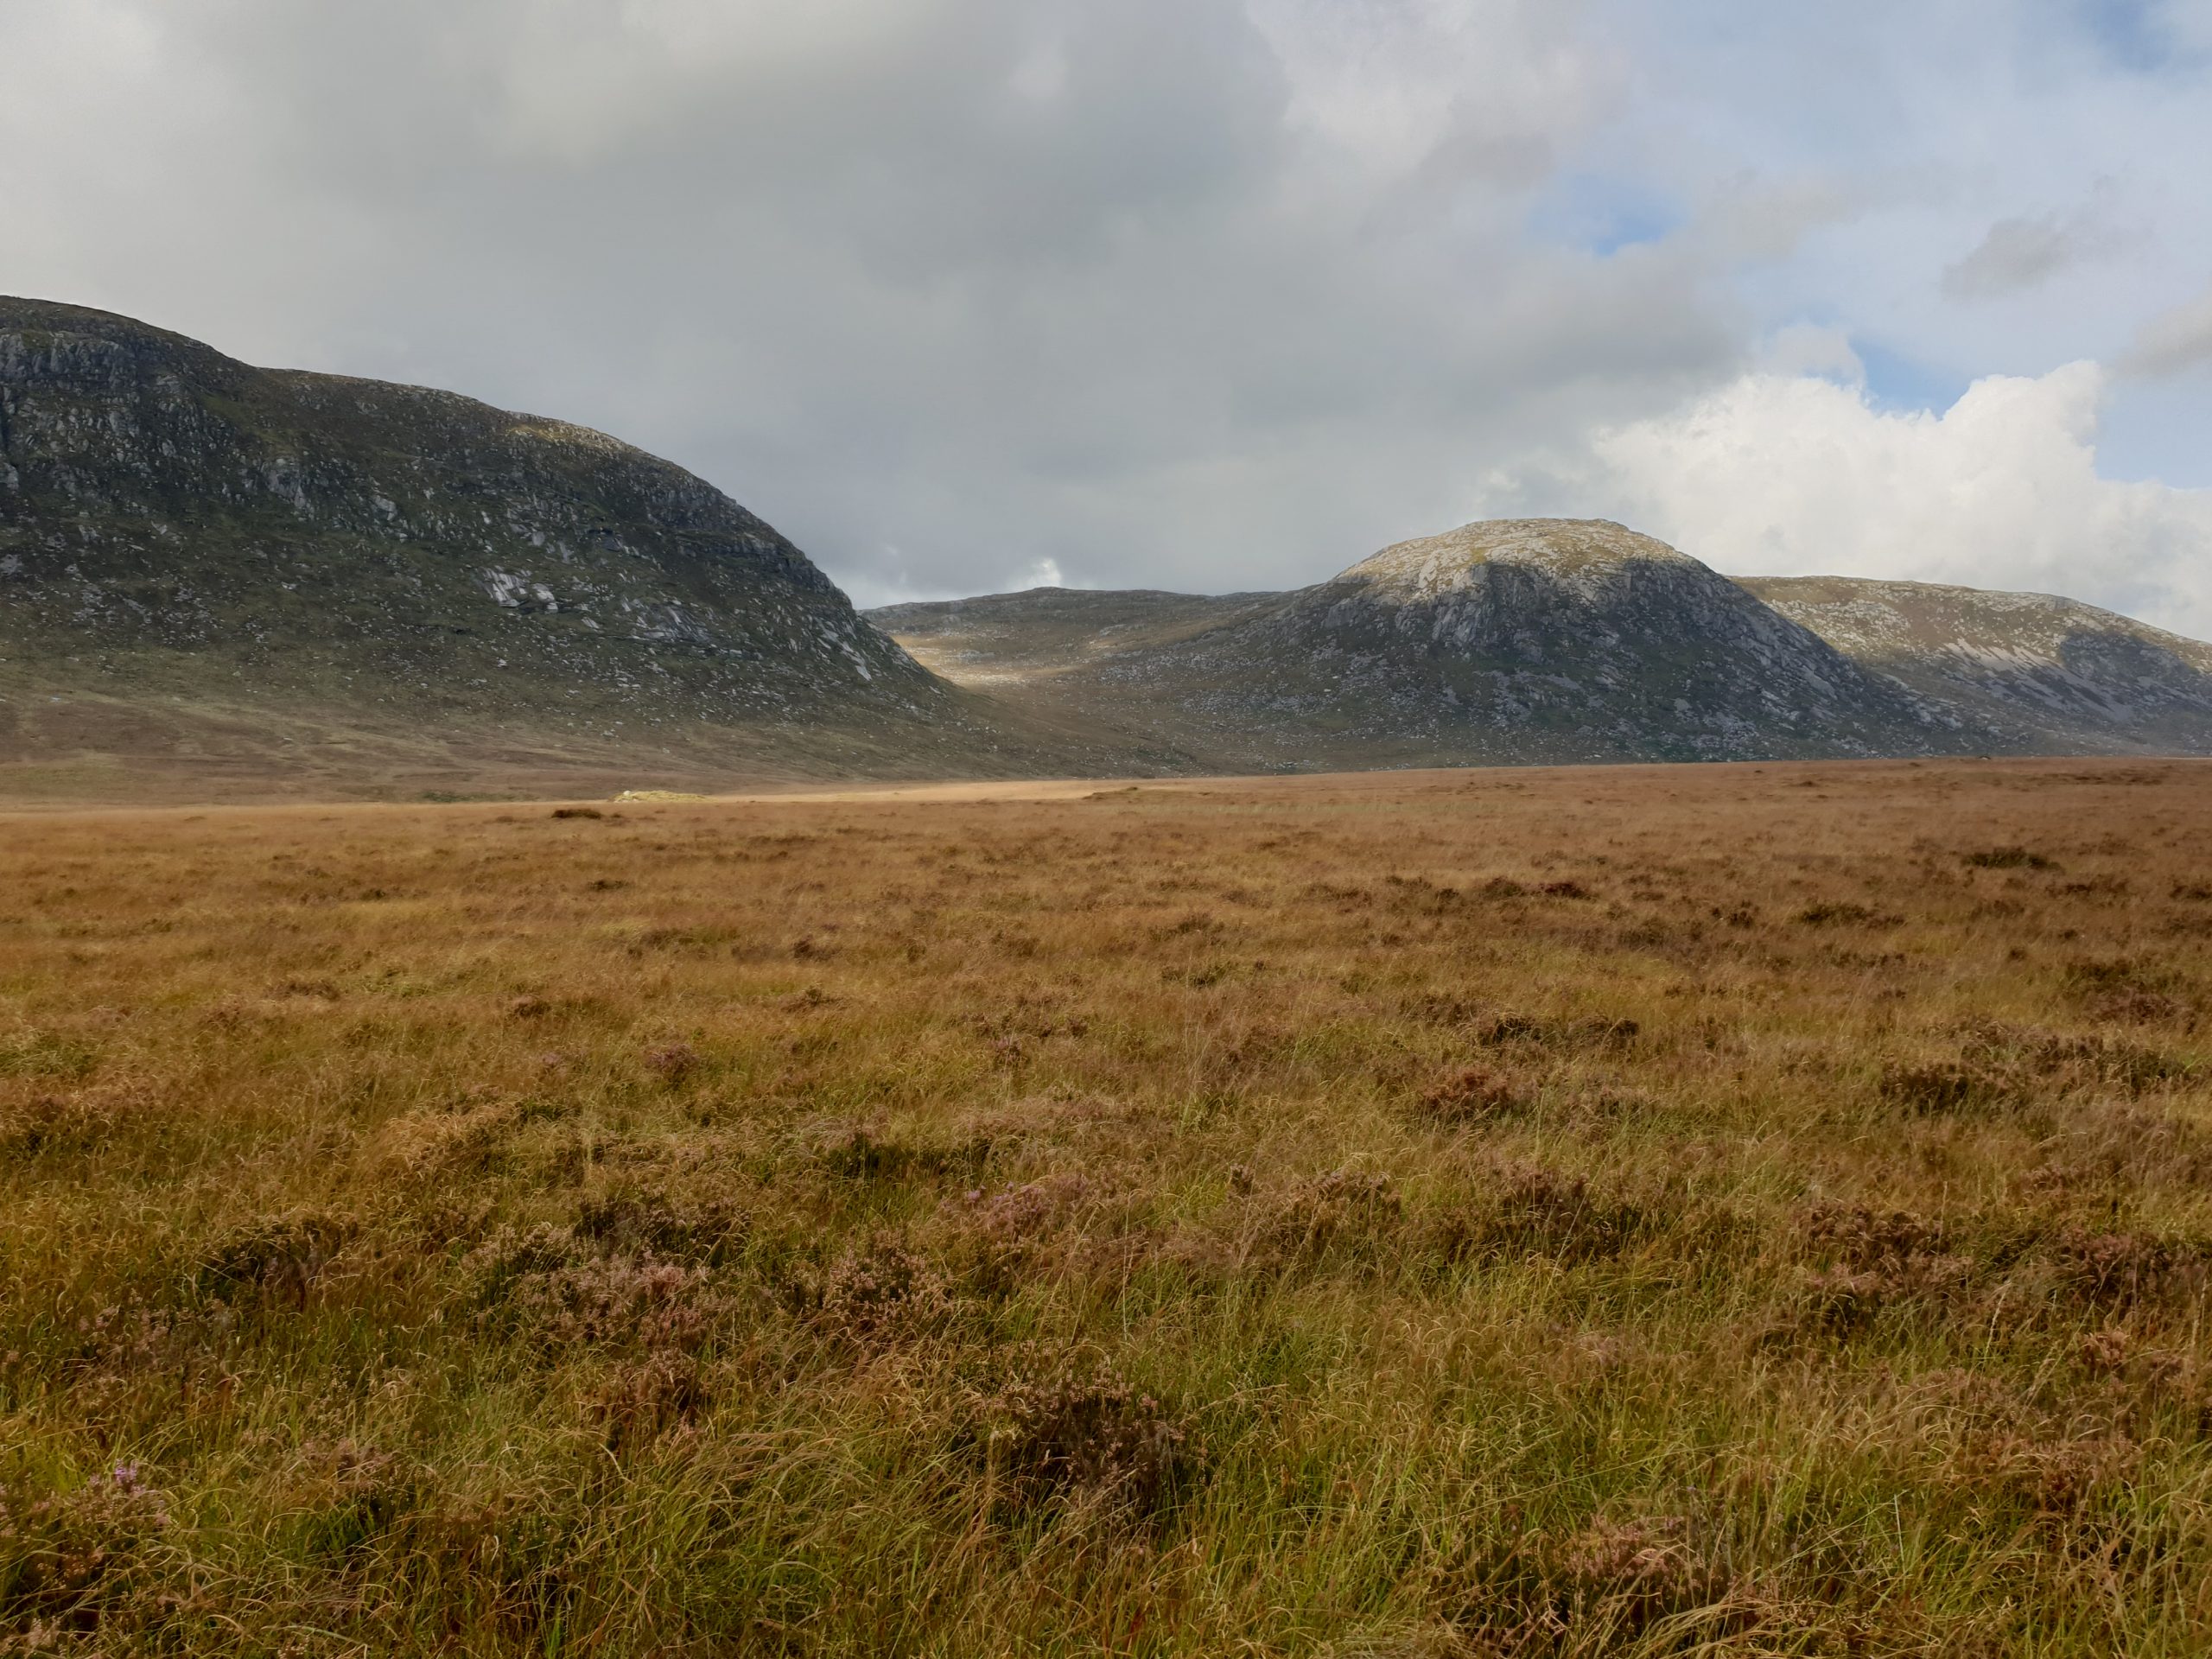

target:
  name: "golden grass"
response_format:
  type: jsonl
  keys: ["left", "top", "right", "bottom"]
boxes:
{"left": 3, "top": 758, "right": 2211, "bottom": 1655}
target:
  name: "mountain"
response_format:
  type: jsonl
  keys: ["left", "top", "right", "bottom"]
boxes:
{"left": 10, "top": 297, "right": 2207, "bottom": 798}
{"left": 876, "top": 519, "right": 2009, "bottom": 769}
{"left": 0, "top": 296, "right": 1119, "bottom": 798}
{"left": 1739, "top": 575, "right": 2212, "bottom": 755}
{"left": 874, "top": 521, "right": 2212, "bottom": 769}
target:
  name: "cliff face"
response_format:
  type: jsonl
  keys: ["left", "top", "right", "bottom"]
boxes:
{"left": 0, "top": 297, "right": 1103, "bottom": 793}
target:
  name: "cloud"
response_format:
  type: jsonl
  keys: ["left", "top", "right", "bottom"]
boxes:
{"left": 2120, "top": 280, "right": 2212, "bottom": 377}
{"left": 1246, "top": 0, "right": 1622, "bottom": 182}
{"left": 1485, "top": 359, "right": 2212, "bottom": 637}
{"left": 3, "top": 0, "right": 1741, "bottom": 606}
{"left": 1944, "top": 211, "right": 2093, "bottom": 302}
{"left": 1, "top": 0, "right": 2209, "bottom": 613}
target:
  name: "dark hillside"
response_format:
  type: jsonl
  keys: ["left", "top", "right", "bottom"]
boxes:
{"left": 0, "top": 297, "right": 1122, "bottom": 798}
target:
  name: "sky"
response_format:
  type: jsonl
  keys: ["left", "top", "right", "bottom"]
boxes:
{"left": 3, "top": 0, "right": 2211, "bottom": 631}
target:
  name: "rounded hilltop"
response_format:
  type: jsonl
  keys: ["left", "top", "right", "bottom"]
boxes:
{"left": 1337, "top": 518, "right": 1699, "bottom": 594}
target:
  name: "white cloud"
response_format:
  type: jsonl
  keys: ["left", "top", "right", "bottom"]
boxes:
{"left": 1496, "top": 360, "right": 2212, "bottom": 637}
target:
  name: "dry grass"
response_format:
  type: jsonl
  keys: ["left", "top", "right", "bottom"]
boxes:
{"left": 3, "top": 757, "right": 2211, "bottom": 1655}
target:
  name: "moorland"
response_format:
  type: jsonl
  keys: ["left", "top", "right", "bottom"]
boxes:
{"left": 4, "top": 759, "right": 2212, "bottom": 1655}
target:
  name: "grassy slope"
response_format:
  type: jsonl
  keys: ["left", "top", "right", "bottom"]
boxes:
{"left": 0, "top": 677, "right": 1128, "bottom": 807}
{"left": 4, "top": 760, "right": 2212, "bottom": 1654}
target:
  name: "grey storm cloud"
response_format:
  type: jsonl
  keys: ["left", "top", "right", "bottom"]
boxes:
{"left": 2122, "top": 281, "right": 2212, "bottom": 378}
{"left": 1944, "top": 213, "right": 2094, "bottom": 300}
{"left": 0, "top": 0, "right": 1743, "bottom": 603}
{"left": 1942, "top": 184, "right": 2127, "bottom": 302}
{"left": 2, "top": 0, "right": 2209, "bottom": 615}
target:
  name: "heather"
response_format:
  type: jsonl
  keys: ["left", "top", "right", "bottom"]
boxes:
{"left": 3, "top": 759, "right": 2209, "bottom": 1655}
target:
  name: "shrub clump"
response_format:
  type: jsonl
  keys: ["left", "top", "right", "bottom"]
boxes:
{"left": 641, "top": 1040, "right": 700, "bottom": 1084}
{"left": 971, "top": 1348, "right": 1195, "bottom": 1521}
{"left": 815, "top": 1236, "right": 954, "bottom": 1346}
{"left": 1478, "top": 1013, "right": 1639, "bottom": 1052}
{"left": 1799, "top": 1203, "right": 1951, "bottom": 1274}
{"left": 1878, "top": 1060, "right": 2003, "bottom": 1117}
{"left": 1795, "top": 901, "right": 1897, "bottom": 927}
{"left": 1789, "top": 1203, "right": 1974, "bottom": 1334}
{"left": 196, "top": 1211, "right": 357, "bottom": 1304}
{"left": 1417, "top": 1065, "right": 1529, "bottom": 1126}
{"left": 575, "top": 1191, "right": 748, "bottom": 1266}
{"left": 964, "top": 1175, "right": 1090, "bottom": 1245}
{"left": 590, "top": 1351, "right": 709, "bottom": 1451}
{"left": 510, "top": 1255, "right": 716, "bottom": 1354}
{"left": 806, "top": 1121, "right": 995, "bottom": 1185}
{"left": 1555, "top": 1515, "right": 1719, "bottom": 1634}
{"left": 2046, "top": 1226, "right": 2199, "bottom": 1310}
{"left": 1955, "top": 1431, "right": 2135, "bottom": 1521}
{"left": 954, "top": 1175, "right": 1091, "bottom": 1290}
{"left": 2, "top": 1092, "right": 124, "bottom": 1158}
{"left": 374, "top": 1097, "right": 519, "bottom": 1179}
{"left": 1438, "top": 1166, "right": 1654, "bottom": 1266}
{"left": 1910, "top": 1023, "right": 2196, "bottom": 1104}
{"left": 2060, "top": 958, "right": 2195, "bottom": 1027}
{"left": 1963, "top": 846, "right": 2056, "bottom": 870}
{"left": 466, "top": 1224, "right": 726, "bottom": 1356}
{"left": 0, "top": 1463, "right": 172, "bottom": 1632}
{"left": 1262, "top": 1169, "right": 1403, "bottom": 1265}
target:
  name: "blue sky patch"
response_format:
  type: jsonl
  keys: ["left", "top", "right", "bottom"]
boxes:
{"left": 1528, "top": 173, "right": 1686, "bottom": 257}
{"left": 2076, "top": 0, "right": 2177, "bottom": 73}
{"left": 1853, "top": 339, "right": 1971, "bottom": 416}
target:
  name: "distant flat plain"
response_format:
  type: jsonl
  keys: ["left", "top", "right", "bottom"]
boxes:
{"left": 4, "top": 758, "right": 2210, "bottom": 1654}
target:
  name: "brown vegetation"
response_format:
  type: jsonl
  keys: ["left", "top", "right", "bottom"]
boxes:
{"left": 3, "top": 757, "right": 2210, "bottom": 1654}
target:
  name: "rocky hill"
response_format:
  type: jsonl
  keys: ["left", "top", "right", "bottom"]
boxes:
{"left": 874, "top": 521, "right": 2212, "bottom": 769}
{"left": 876, "top": 519, "right": 2024, "bottom": 769}
{"left": 0, "top": 297, "right": 1120, "bottom": 798}
{"left": 1739, "top": 575, "right": 2212, "bottom": 756}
